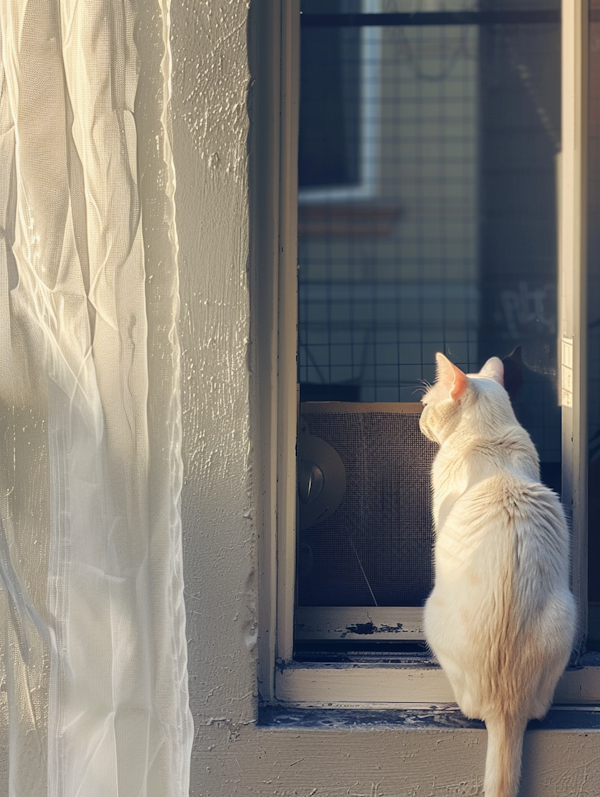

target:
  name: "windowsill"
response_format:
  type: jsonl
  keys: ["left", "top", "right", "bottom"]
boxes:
{"left": 258, "top": 703, "right": 600, "bottom": 731}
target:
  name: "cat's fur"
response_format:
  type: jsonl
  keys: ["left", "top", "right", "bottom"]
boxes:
{"left": 420, "top": 353, "right": 576, "bottom": 797}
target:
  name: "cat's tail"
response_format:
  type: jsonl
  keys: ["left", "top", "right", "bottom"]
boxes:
{"left": 483, "top": 713, "right": 528, "bottom": 797}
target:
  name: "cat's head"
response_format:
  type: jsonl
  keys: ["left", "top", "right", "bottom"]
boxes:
{"left": 420, "top": 353, "right": 513, "bottom": 444}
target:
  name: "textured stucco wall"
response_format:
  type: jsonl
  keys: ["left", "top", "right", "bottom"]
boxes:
{"left": 171, "top": 0, "right": 257, "bottom": 735}
{"left": 169, "top": 2, "right": 600, "bottom": 796}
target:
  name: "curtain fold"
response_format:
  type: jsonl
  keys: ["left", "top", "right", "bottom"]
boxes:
{"left": 0, "top": 1, "right": 193, "bottom": 794}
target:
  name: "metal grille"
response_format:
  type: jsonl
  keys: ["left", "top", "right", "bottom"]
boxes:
{"left": 298, "top": 4, "right": 480, "bottom": 402}
{"left": 297, "top": 0, "right": 562, "bottom": 473}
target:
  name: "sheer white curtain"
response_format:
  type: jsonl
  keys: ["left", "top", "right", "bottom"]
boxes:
{"left": 0, "top": 1, "right": 193, "bottom": 795}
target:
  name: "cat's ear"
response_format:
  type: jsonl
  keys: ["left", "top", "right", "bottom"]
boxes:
{"left": 435, "top": 353, "right": 467, "bottom": 400}
{"left": 479, "top": 356, "right": 504, "bottom": 386}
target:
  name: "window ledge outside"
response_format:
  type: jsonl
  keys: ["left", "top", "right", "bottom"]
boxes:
{"left": 258, "top": 703, "right": 600, "bottom": 731}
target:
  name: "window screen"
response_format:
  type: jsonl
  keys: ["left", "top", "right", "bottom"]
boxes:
{"left": 296, "top": 1, "right": 562, "bottom": 645}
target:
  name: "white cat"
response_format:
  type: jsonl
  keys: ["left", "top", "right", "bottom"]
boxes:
{"left": 420, "top": 353, "right": 576, "bottom": 797}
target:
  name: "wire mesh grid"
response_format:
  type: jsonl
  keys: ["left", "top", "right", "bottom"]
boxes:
{"left": 298, "top": 408, "right": 437, "bottom": 607}
{"left": 298, "top": 9, "right": 480, "bottom": 402}
{"left": 295, "top": 2, "right": 562, "bottom": 616}
{"left": 297, "top": 2, "right": 562, "bottom": 471}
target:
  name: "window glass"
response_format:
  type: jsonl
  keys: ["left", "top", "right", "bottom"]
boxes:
{"left": 297, "top": 1, "right": 562, "bottom": 639}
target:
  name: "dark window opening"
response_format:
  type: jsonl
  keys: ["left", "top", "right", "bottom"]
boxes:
{"left": 296, "top": 1, "right": 564, "bottom": 655}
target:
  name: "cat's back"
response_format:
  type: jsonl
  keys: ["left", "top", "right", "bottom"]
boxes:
{"left": 431, "top": 469, "right": 575, "bottom": 719}
{"left": 434, "top": 421, "right": 539, "bottom": 484}
{"left": 439, "top": 467, "right": 570, "bottom": 581}
{"left": 431, "top": 420, "right": 540, "bottom": 529}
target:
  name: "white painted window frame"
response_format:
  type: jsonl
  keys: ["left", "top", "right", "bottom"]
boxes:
{"left": 259, "top": 0, "right": 596, "bottom": 709}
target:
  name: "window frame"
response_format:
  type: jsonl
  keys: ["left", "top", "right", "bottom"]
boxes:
{"left": 258, "top": 0, "right": 596, "bottom": 709}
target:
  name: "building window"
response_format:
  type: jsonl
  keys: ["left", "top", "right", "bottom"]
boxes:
{"left": 298, "top": 0, "right": 381, "bottom": 201}
{"left": 268, "top": 0, "right": 596, "bottom": 706}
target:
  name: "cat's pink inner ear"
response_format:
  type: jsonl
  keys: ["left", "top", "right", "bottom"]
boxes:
{"left": 449, "top": 366, "right": 467, "bottom": 400}
{"left": 435, "top": 353, "right": 467, "bottom": 400}
{"left": 479, "top": 356, "right": 504, "bottom": 386}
